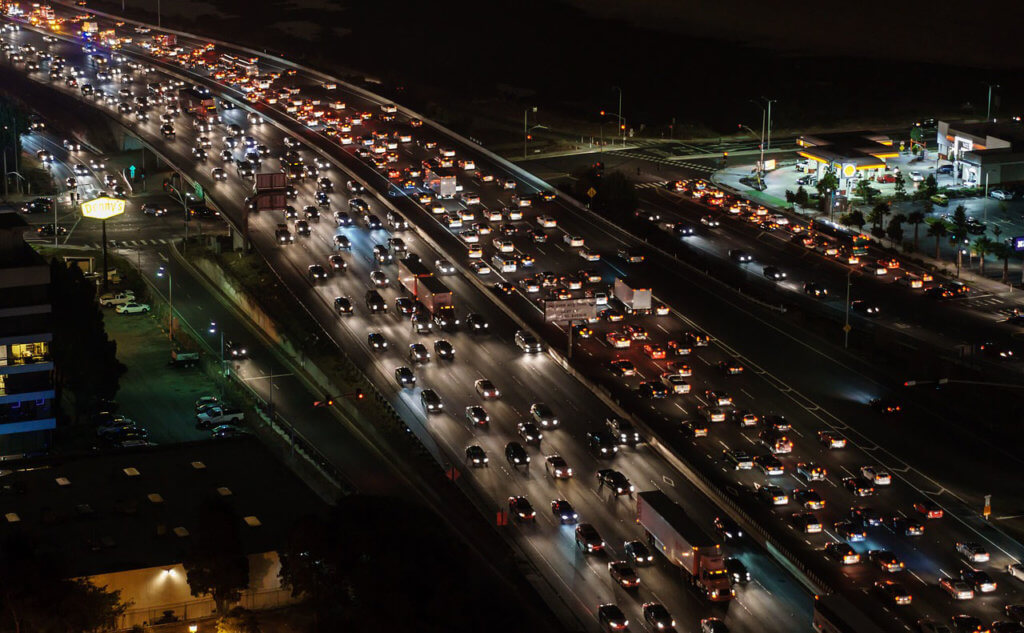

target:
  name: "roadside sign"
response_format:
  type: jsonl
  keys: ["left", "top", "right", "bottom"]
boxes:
{"left": 984, "top": 494, "right": 991, "bottom": 520}
{"left": 129, "top": 164, "right": 136, "bottom": 179}
{"left": 193, "top": 182, "right": 204, "bottom": 200}
{"left": 1013, "top": 236, "right": 1024, "bottom": 252}
{"left": 544, "top": 297, "right": 597, "bottom": 323}
{"left": 842, "top": 324, "right": 852, "bottom": 333}
{"left": 586, "top": 187, "right": 597, "bottom": 198}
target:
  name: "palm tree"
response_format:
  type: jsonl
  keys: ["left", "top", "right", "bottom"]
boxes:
{"left": 907, "top": 210, "right": 925, "bottom": 251}
{"left": 972, "top": 236, "right": 993, "bottom": 275}
{"left": 991, "top": 242, "right": 1012, "bottom": 282}
{"left": 926, "top": 221, "right": 948, "bottom": 260}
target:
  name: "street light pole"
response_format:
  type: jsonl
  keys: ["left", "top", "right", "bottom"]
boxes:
{"left": 844, "top": 270, "right": 852, "bottom": 349}
{"left": 613, "top": 86, "right": 623, "bottom": 146}
{"left": 986, "top": 83, "right": 999, "bottom": 121}
{"left": 763, "top": 97, "right": 778, "bottom": 150}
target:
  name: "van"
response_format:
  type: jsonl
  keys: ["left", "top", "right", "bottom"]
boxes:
{"left": 515, "top": 330, "right": 542, "bottom": 353}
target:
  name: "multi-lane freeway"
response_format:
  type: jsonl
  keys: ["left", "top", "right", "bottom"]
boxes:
{"left": 5, "top": 6, "right": 1024, "bottom": 633}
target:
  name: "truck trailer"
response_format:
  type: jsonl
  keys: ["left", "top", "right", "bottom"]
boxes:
{"left": 424, "top": 167, "right": 458, "bottom": 199}
{"left": 398, "top": 258, "right": 454, "bottom": 314}
{"left": 613, "top": 277, "right": 652, "bottom": 314}
{"left": 636, "top": 490, "right": 734, "bottom": 601}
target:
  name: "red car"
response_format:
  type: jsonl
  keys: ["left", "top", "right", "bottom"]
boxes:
{"left": 913, "top": 500, "right": 943, "bottom": 519}
{"left": 877, "top": 173, "right": 897, "bottom": 183}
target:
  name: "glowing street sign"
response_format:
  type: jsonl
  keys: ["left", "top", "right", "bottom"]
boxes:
{"left": 81, "top": 196, "right": 126, "bottom": 220}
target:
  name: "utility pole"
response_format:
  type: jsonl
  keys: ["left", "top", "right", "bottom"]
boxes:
{"left": 986, "top": 83, "right": 999, "bottom": 121}
{"left": 613, "top": 86, "right": 623, "bottom": 146}
{"left": 763, "top": 97, "right": 778, "bottom": 150}
{"left": 844, "top": 270, "right": 852, "bottom": 349}
{"left": 523, "top": 107, "right": 537, "bottom": 159}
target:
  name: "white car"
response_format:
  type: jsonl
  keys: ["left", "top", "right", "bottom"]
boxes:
{"left": 860, "top": 465, "right": 891, "bottom": 485}
{"left": 471, "top": 261, "right": 491, "bottom": 275}
{"left": 460, "top": 230, "right": 480, "bottom": 243}
{"left": 660, "top": 372, "right": 691, "bottom": 394}
{"left": 910, "top": 171, "right": 924, "bottom": 182}
{"left": 563, "top": 234, "right": 584, "bottom": 247}
{"left": 990, "top": 189, "right": 1012, "bottom": 200}
{"left": 116, "top": 302, "right": 151, "bottom": 314}
{"left": 493, "top": 238, "right": 515, "bottom": 253}
{"left": 956, "top": 542, "right": 990, "bottom": 563}
{"left": 579, "top": 247, "right": 601, "bottom": 262}
{"left": 435, "top": 259, "right": 456, "bottom": 274}
{"left": 1009, "top": 562, "right": 1024, "bottom": 581}
{"left": 537, "top": 215, "right": 557, "bottom": 229}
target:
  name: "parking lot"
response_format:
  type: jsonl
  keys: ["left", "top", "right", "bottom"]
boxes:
{"left": 104, "top": 308, "right": 215, "bottom": 445}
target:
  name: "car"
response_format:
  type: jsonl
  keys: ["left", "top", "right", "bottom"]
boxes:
{"left": 210, "top": 424, "right": 246, "bottom": 439}
{"left": 333, "top": 296, "right": 354, "bottom": 315}
{"left": 763, "top": 266, "right": 787, "bottom": 281}
{"left": 826, "top": 542, "right": 860, "bottom": 565}
{"left": 991, "top": 189, "right": 1012, "bottom": 200}
{"left": 466, "top": 313, "right": 489, "bottom": 332}
{"left": 530, "top": 403, "right": 558, "bottom": 428}
{"left": 408, "top": 342, "right": 431, "bottom": 364}
{"left": 505, "top": 442, "right": 530, "bottom": 468}
{"left": 834, "top": 520, "right": 867, "bottom": 542}
{"left": 953, "top": 541, "right": 989, "bottom": 563}
{"left": 596, "top": 469, "right": 634, "bottom": 495}
{"left": 980, "top": 342, "right": 1016, "bottom": 360}
{"left": 475, "top": 379, "right": 500, "bottom": 399}
{"left": 507, "top": 495, "right": 535, "bottom": 521}
{"left": 605, "top": 416, "right": 641, "bottom": 445}
{"left": 307, "top": 264, "right": 328, "bottom": 281}
{"left": 729, "top": 249, "right": 753, "bottom": 263}
{"left": 869, "top": 398, "right": 903, "bottom": 414}
{"left": 756, "top": 484, "right": 789, "bottom": 506}
{"left": 704, "top": 389, "right": 733, "bottom": 407}
{"left": 713, "top": 515, "right": 742, "bottom": 539}
{"left": 141, "top": 203, "right": 169, "bottom": 217}
{"left": 884, "top": 514, "right": 924, "bottom": 536}
{"left": 420, "top": 389, "right": 443, "bottom": 413}
{"left": 624, "top": 540, "right": 654, "bottom": 567}
{"left": 818, "top": 430, "right": 847, "bottom": 449}
{"left": 723, "top": 449, "right": 754, "bottom": 470}
{"left": 515, "top": 330, "right": 543, "bottom": 353}
{"left": 849, "top": 506, "right": 882, "bottom": 527}
{"left": 462, "top": 405, "right": 490, "bottom": 427}
{"left": 842, "top": 476, "right": 874, "bottom": 497}
{"left": 860, "top": 465, "right": 891, "bottom": 485}
{"left": 850, "top": 300, "right": 880, "bottom": 316}
{"left": 803, "top": 281, "right": 828, "bottom": 297}
{"left": 960, "top": 567, "right": 997, "bottom": 592}
{"left": 914, "top": 500, "right": 944, "bottom": 519}
{"left": 517, "top": 421, "right": 543, "bottom": 445}
{"left": 725, "top": 557, "right": 750, "bottom": 583}
{"left": 545, "top": 454, "right": 573, "bottom": 479}
{"left": 115, "top": 302, "right": 151, "bottom": 314}
{"left": 991, "top": 623, "right": 1024, "bottom": 633}
{"left": 588, "top": 430, "right": 619, "bottom": 457}
{"left": 950, "top": 615, "right": 986, "bottom": 633}
{"left": 577, "top": 524, "right": 605, "bottom": 553}
{"left": 195, "top": 405, "right": 245, "bottom": 427}
{"left": 939, "top": 578, "right": 975, "bottom": 600}
{"left": 910, "top": 171, "right": 924, "bottom": 182}
{"left": 368, "top": 332, "right": 390, "bottom": 352}
{"left": 876, "top": 580, "right": 912, "bottom": 606}
{"left": 465, "top": 445, "right": 488, "bottom": 467}
{"left": 394, "top": 366, "right": 415, "bottom": 388}
{"left": 791, "top": 512, "right": 823, "bottom": 533}
{"left": 701, "top": 617, "right": 729, "bottom": 633}
{"left": 661, "top": 372, "right": 691, "bottom": 394}
{"left": 754, "top": 454, "right": 785, "bottom": 475}
{"left": 20, "top": 198, "right": 51, "bottom": 214}
{"left": 867, "top": 549, "right": 904, "bottom": 573}
{"left": 224, "top": 340, "right": 248, "bottom": 359}
{"left": 551, "top": 499, "right": 578, "bottom": 524}
{"left": 597, "top": 603, "right": 628, "bottom": 631}
{"left": 793, "top": 488, "right": 825, "bottom": 510}
{"left": 433, "top": 339, "right": 455, "bottom": 361}
{"left": 642, "top": 602, "right": 675, "bottom": 630}
{"left": 608, "top": 561, "right": 640, "bottom": 589}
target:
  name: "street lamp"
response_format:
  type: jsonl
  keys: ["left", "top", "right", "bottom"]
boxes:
{"left": 523, "top": 107, "right": 537, "bottom": 159}
{"left": 208, "top": 321, "right": 225, "bottom": 396}
{"left": 985, "top": 83, "right": 1000, "bottom": 121}
{"left": 612, "top": 86, "right": 624, "bottom": 146}
{"left": 738, "top": 123, "right": 765, "bottom": 189}
{"left": 762, "top": 97, "right": 778, "bottom": 150}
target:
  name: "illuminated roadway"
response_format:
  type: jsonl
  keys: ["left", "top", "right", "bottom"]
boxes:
{"left": 5, "top": 9, "right": 1024, "bottom": 632}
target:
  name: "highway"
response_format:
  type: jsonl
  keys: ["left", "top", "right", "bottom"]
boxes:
{"left": 5, "top": 9, "right": 1024, "bottom": 632}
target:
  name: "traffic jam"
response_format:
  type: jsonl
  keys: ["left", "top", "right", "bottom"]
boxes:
{"left": 4, "top": 7, "right": 1024, "bottom": 633}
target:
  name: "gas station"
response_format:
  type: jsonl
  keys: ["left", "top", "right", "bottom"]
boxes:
{"left": 795, "top": 131, "right": 899, "bottom": 194}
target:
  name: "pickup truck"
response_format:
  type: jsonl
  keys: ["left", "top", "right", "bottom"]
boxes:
{"left": 99, "top": 290, "right": 136, "bottom": 307}
{"left": 195, "top": 406, "right": 244, "bottom": 428}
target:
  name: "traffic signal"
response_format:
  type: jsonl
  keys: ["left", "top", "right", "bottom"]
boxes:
{"left": 620, "top": 124, "right": 625, "bottom": 131}
{"left": 313, "top": 396, "right": 335, "bottom": 407}
{"left": 355, "top": 388, "right": 364, "bottom": 400}
{"left": 599, "top": 110, "right": 606, "bottom": 116}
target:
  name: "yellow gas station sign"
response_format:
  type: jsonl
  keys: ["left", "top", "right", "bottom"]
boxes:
{"left": 81, "top": 196, "right": 126, "bottom": 220}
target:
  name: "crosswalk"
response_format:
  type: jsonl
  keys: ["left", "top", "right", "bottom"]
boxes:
{"left": 635, "top": 181, "right": 670, "bottom": 190}
{"left": 89, "top": 238, "right": 176, "bottom": 249}
{"left": 606, "top": 150, "right": 716, "bottom": 173}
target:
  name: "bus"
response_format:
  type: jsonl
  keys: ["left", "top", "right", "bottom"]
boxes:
{"left": 812, "top": 594, "right": 886, "bottom": 633}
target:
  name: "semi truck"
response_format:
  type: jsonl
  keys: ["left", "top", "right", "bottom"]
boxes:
{"left": 424, "top": 167, "right": 458, "bottom": 199}
{"left": 169, "top": 349, "right": 199, "bottom": 368}
{"left": 398, "top": 258, "right": 454, "bottom": 314}
{"left": 636, "top": 490, "right": 734, "bottom": 602}
{"left": 178, "top": 87, "right": 217, "bottom": 119}
{"left": 613, "top": 277, "right": 652, "bottom": 314}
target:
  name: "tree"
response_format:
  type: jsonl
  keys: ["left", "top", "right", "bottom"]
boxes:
{"left": 839, "top": 210, "right": 866, "bottom": 231}
{"left": 951, "top": 204, "right": 968, "bottom": 240}
{"left": 49, "top": 261, "right": 126, "bottom": 420}
{"left": 926, "top": 221, "right": 948, "bottom": 260}
{"left": 893, "top": 172, "right": 907, "bottom": 202}
{"left": 0, "top": 533, "right": 128, "bottom": 633}
{"left": 992, "top": 224, "right": 1003, "bottom": 243}
{"left": 923, "top": 174, "right": 938, "bottom": 197}
{"left": 907, "top": 210, "right": 926, "bottom": 251}
{"left": 183, "top": 498, "right": 249, "bottom": 616}
{"left": 854, "top": 178, "right": 875, "bottom": 204}
{"left": 991, "top": 241, "right": 1012, "bottom": 282}
{"left": 886, "top": 213, "right": 906, "bottom": 245}
{"left": 867, "top": 201, "right": 891, "bottom": 232}
{"left": 816, "top": 166, "right": 839, "bottom": 200}
{"left": 972, "top": 236, "right": 993, "bottom": 275}
{"left": 795, "top": 186, "right": 809, "bottom": 207}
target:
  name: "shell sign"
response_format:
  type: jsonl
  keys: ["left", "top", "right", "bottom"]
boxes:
{"left": 842, "top": 164, "right": 856, "bottom": 178}
{"left": 81, "top": 196, "right": 126, "bottom": 220}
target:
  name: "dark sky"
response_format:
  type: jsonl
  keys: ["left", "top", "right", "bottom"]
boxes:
{"left": 564, "top": 0, "right": 1024, "bottom": 69}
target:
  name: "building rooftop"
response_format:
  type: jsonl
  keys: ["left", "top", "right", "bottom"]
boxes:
{"left": 945, "top": 120, "right": 1024, "bottom": 145}
{"left": 796, "top": 130, "right": 897, "bottom": 167}
{"left": 0, "top": 437, "right": 329, "bottom": 577}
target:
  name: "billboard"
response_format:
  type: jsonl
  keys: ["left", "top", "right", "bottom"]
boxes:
{"left": 81, "top": 196, "right": 125, "bottom": 220}
{"left": 543, "top": 297, "right": 597, "bottom": 323}
{"left": 1014, "top": 236, "right": 1024, "bottom": 252}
